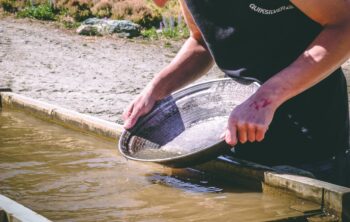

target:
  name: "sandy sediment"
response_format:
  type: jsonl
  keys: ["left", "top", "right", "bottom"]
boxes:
{"left": 0, "top": 17, "right": 223, "bottom": 123}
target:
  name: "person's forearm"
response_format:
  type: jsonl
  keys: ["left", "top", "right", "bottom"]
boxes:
{"left": 254, "top": 22, "right": 350, "bottom": 109}
{"left": 147, "top": 36, "right": 214, "bottom": 100}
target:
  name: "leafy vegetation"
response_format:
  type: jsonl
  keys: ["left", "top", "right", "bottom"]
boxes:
{"left": 0, "top": 0, "right": 189, "bottom": 40}
{"left": 141, "top": 15, "right": 189, "bottom": 40}
{"left": 17, "top": 3, "right": 56, "bottom": 20}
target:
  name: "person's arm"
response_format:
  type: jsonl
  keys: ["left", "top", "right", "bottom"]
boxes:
{"left": 123, "top": 0, "right": 214, "bottom": 129}
{"left": 224, "top": 0, "right": 350, "bottom": 145}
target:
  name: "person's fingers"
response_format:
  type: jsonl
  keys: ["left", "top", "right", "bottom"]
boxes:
{"left": 123, "top": 107, "right": 141, "bottom": 129}
{"left": 122, "top": 103, "right": 134, "bottom": 120}
{"left": 247, "top": 123, "right": 256, "bottom": 142}
{"left": 225, "top": 126, "right": 237, "bottom": 146}
{"left": 220, "top": 131, "right": 226, "bottom": 140}
{"left": 256, "top": 125, "right": 267, "bottom": 142}
{"left": 237, "top": 122, "right": 247, "bottom": 144}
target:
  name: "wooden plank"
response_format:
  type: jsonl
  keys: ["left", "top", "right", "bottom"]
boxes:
{"left": 0, "top": 195, "right": 51, "bottom": 222}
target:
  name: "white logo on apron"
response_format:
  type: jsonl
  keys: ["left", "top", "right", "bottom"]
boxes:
{"left": 249, "top": 3, "right": 294, "bottom": 15}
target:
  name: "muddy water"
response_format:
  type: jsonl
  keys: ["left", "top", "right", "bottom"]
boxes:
{"left": 0, "top": 110, "right": 312, "bottom": 222}
{"left": 162, "top": 116, "right": 228, "bottom": 154}
{"left": 133, "top": 116, "right": 228, "bottom": 160}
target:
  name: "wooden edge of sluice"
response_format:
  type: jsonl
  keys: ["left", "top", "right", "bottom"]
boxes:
{"left": 0, "top": 194, "right": 52, "bottom": 222}
{"left": 1, "top": 91, "right": 349, "bottom": 222}
{"left": 0, "top": 91, "right": 124, "bottom": 142}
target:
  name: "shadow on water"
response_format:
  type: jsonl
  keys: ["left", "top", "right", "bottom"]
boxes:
{"left": 145, "top": 168, "right": 254, "bottom": 194}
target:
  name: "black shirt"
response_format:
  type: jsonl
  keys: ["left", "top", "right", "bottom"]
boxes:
{"left": 184, "top": 0, "right": 349, "bottom": 165}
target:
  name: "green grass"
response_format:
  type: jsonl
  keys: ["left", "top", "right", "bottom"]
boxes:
{"left": 162, "top": 25, "right": 189, "bottom": 39}
{"left": 61, "top": 20, "right": 80, "bottom": 29}
{"left": 1, "top": 0, "right": 188, "bottom": 41}
{"left": 141, "top": 25, "right": 189, "bottom": 40}
{"left": 17, "top": 4, "right": 56, "bottom": 20}
{"left": 141, "top": 27, "right": 159, "bottom": 39}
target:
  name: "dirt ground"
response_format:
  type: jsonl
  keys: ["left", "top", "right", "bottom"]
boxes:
{"left": 0, "top": 17, "right": 223, "bottom": 123}
{"left": 1, "top": 17, "right": 350, "bottom": 124}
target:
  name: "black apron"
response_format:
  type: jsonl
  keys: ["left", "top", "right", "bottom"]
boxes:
{"left": 183, "top": 0, "right": 350, "bottom": 169}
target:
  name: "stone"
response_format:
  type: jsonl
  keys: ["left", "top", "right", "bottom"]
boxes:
{"left": 77, "top": 18, "right": 141, "bottom": 38}
{"left": 76, "top": 25, "right": 102, "bottom": 36}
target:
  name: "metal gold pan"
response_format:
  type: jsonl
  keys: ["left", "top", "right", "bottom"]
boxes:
{"left": 118, "top": 78, "right": 260, "bottom": 167}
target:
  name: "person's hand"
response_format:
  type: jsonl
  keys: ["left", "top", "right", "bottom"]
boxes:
{"left": 222, "top": 94, "right": 278, "bottom": 146}
{"left": 122, "top": 90, "right": 157, "bottom": 129}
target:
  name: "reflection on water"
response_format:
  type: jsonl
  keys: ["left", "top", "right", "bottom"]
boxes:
{"left": 0, "top": 110, "right": 310, "bottom": 222}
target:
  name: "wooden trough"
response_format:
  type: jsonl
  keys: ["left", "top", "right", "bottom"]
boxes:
{"left": 0, "top": 90, "right": 349, "bottom": 222}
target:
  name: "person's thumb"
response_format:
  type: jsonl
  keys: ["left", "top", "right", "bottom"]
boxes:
{"left": 123, "top": 110, "right": 140, "bottom": 129}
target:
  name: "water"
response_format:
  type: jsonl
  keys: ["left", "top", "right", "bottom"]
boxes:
{"left": 132, "top": 116, "right": 228, "bottom": 160}
{"left": 0, "top": 110, "right": 313, "bottom": 221}
{"left": 162, "top": 116, "right": 228, "bottom": 154}
{"left": 133, "top": 148, "right": 182, "bottom": 159}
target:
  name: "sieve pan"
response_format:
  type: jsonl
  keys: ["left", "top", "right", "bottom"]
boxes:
{"left": 118, "top": 78, "right": 260, "bottom": 168}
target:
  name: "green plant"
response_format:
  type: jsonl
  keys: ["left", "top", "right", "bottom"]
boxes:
{"left": 0, "top": 0, "right": 189, "bottom": 40}
{"left": 142, "top": 25, "right": 189, "bottom": 40}
{"left": 17, "top": 3, "right": 56, "bottom": 20}
{"left": 163, "top": 26, "right": 189, "bottom": 39}
{"left": 158, "top": 16, "right": 189, "bottom": 40}
{"left": 62, "top": 20, "right": 80, "bottom": 28}
{"left": 141, "top": 26, "right": 159, "bottom": 40}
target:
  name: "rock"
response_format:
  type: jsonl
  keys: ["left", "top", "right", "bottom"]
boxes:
{"left": 77, "top": 18, "right": 141, "bottom": 38}
{"left": 76, "top": 25, "right": 103, "bottom": 36}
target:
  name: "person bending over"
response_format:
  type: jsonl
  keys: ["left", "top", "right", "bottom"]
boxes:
{"left": 123, "top": 0, "right": 350, "bottom": 187}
